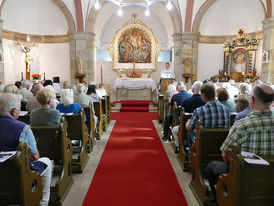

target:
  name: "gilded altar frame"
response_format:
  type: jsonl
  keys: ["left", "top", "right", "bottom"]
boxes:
{"left": 108, "top": 16, "right": 161, "bottom": 70}
{"left": 223, "top": 29, "right": 258, "bottom": 82}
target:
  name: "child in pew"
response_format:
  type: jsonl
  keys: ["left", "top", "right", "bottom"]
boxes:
{"left": 0, "top": 93, "right": 52, "bottom": 206}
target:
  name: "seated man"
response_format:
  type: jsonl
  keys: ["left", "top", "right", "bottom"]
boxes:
{"left": 30, "top": 88, "right": 61, "bottom": 125}
{"left": 172, "top": 81, "right": 205, "bottom": 153}
{"left": 162, "top": 83, "right": 191, "bottom": 142}
{"left": 186, "top": 83, "right": 230, "bottom": 157}
{"left": 27, "top": 83, "right": 44, "bottom": 112}
{"left": 0, "top": 93, "right": 52, "bottom": 206}
{"left": 74, "top": 83, "right": 98, "bottom": 130}
{"left": 19, "top": 79, "right": 34, "bottom": 102}
{"left": 234, "top": 94, "right": 251, "bottom": 122}
{"left": 206, "top": 83, "right": 274, "bottom": 201}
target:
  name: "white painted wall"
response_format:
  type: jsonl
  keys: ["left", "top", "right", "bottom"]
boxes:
{"left": 3, "top": 39, "right": 70, "bottom": 84}
{"left": 199, "top": 0, "right": 265, "bottom": 35}
{"left": 62, "top": 0, "right": 77, "bottom": 30}
{"left": 96, "top": 5, "right": 169, "bottom": 45}
{"left": 197, "top": 43, "right": 224, "bottom": 81}
{"left": 1, "top": 0, "right": 68, "bottom": 35}
{"left": 197, "top": 42, "right": 263, "bottom": 82}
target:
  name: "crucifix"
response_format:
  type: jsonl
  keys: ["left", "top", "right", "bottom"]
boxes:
{"left": 21, "top": 43, "right": 36, "bottom": 80}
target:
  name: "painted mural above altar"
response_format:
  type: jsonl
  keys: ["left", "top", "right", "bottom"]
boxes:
{"left": 108, "top": 14, "right": 161, "bottom": 70}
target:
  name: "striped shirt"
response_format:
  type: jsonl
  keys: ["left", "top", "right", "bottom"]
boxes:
{"left": 220, "top": 110, "right": 274, "bottom": 155}
{"left": 189, "top": 100, "right": 230, "bottom": 129}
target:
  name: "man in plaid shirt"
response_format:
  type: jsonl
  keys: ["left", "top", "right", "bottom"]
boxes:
{"left": 186, "top": 83, "right": 230, "bottom": 156}
{"left": 206, "top": 83, "right": 274, "bottom": 201}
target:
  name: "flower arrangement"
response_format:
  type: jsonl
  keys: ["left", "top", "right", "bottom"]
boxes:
{"left": 31, "top": 74, "right": 41, "bottom": 80}
{"left": 244, "top": 73, "right": 257, "bottom": 82}
{"left": 126, "top": 70, "right": 142, "bottom": 78}
{"left": 214, "top": 74, "right": 230, "bottom": 82}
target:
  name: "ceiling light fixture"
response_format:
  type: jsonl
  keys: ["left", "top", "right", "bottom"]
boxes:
{"left": 102, "top": 0, "right": 171, "bottom": 16}
{"left": 166, "top": 0, "right": 172, "bottom": 11}
{"left": 117, "top": 5, "right": 123, "bottom": 16}
{"left": 94, "top": 0, "right": 100, "bottom": 10}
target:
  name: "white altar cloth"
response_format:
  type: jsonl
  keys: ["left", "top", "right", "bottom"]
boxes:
{"left": 113, "top": 78, "right": 156, "bottom": 91}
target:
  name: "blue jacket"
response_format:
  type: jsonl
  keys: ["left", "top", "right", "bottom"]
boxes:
{"left": 170, "top": 90, "right": 192, "bottom": 114}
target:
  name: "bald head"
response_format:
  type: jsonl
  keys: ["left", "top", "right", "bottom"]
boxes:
{"left": 33, "top": 83, "right": 43, "bottom": 95}
{"left": 252, "top": 83, "right": 274, "bottom": 109}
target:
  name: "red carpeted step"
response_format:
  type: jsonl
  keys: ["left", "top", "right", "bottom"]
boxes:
{"left": 120, "top": 106, "right": 149, "bottom": 112}
{"left": 119, "top": 100, "right": 153, "bottom": 112}
{"left": 82, "top": 112, "right": 188, "bottom": 206}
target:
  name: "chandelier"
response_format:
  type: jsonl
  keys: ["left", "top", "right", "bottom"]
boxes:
{"left": 94, "top": 0, "right": 173, "bottom": 16}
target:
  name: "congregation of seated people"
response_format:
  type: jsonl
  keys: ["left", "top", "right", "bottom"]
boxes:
{"left": 0, "top": 78, "right": 109, "bottom": 205}
{"left": 159, "top": 76, "right": 274, "bottom": 205}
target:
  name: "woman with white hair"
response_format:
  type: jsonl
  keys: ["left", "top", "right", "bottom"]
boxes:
{"left": 164, "top": 84, "right": 176, "bottom": 100}
{"left": 44, "top": 85, "right": 59, "bottom": 109}
{"left": 3, "top": 84, "right": 26, "bottom": 111}
{"left": 57, "top": 88, "right": 82, "bottom": 115}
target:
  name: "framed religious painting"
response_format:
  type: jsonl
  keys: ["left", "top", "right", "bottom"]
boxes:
{"left": 223, "top": 29, "right": 259, "bottom": 82}
{"left": 108, "top": 14, "right": 161, "bottom": 75}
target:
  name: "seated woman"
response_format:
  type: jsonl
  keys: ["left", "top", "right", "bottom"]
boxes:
{"left": 57, "top": 88, "right": 82, "bottom": 115}
{"left": 30, "top": 88, "right": 61, "bottom": 125}
{"left": 3, "top": 84, "right": 26, "bottom": 111}
{"left": 87, "top": 84, "right": 101, "bottom": 102}
{"left": 217, "top": 87, "right": 236, "bottom": 113}
{"left": 96, "top": 83, "right": 107, "bottom": 99}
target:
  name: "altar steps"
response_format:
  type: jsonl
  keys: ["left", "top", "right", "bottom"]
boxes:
{"left": 112, "top": 101, "right": 157, "bottom": 112}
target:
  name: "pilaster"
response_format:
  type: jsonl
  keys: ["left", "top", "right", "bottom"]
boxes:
{"left": 69, "top": 31, "right": 95, "bottom": 84}
{"left": 262, "top": 17, "right": 274, "bottom": 83}
{"left": 181, "top": 32, "right": 199, "bottom": 89}
{"left": 172, "top": 32, "right": 183, "bottom": 83}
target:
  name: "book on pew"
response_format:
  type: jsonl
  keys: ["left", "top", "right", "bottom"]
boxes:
{"left": 0, "top": 151, "right": 16, "bottom": 162}
{"left": 241, "top": 151, "right": 270, "bottom": 165}
{"left": 61, "top": 113, "right": 74, "bottom": 116}
{"left": 19, "top": 111, "right": 28, "bottom": 116}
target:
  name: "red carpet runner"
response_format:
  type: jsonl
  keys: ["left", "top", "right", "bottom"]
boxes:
{"left": 119, "top": 101, "right": 153, "bottom": 112}
{"left": 82, "top": 112, "right": 188, "bottom": 206}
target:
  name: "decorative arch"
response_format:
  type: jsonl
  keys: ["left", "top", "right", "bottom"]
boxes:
{"left": 0, "top": 0, "right": 76, "bottom": 33}
{"left": 86, "top": 1, "right": 182, "bottom": 36}
{"left": 192, "top": 0, "right": 267, "bottom": 33}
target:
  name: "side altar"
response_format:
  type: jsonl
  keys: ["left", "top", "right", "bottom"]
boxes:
{"left": 113, "top": 78, "right": 156, "bottom": 101}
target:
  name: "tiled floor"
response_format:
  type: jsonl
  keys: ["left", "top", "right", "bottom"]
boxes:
{"left": 62, "top": 118, "right": 198, "bottom": 206}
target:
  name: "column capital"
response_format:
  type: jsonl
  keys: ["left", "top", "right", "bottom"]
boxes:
{"left": 69, "top": 32, "right": 95, "bottom": 41}
{"left": 263, "top": 17, "right": 274, "bottom": 31}
{"left": 182, "top": 32, "right": 199, "bottom": 41}
{"left": 172, "top": 32, "right": 183, "bottom": 42}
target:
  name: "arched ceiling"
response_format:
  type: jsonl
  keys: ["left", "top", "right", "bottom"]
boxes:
{"left": 93, "top": 2, "right": 174, "bottom": 46}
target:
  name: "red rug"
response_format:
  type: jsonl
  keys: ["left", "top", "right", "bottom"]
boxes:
{"left": 82, "top": 112, "right": 188, "bottom": 206}
{"left": 120, "top": 101, "right": 153, "bottom": 112}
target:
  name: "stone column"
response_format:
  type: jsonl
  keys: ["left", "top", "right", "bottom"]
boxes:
{"left": 0, "top": 20, "right": 4, "bottom": 83}
{"left": 69, "top": 32, "right": 95, "bottom": 85}
{"left": 262, "top": 17, "right": 274, "bottom": 83}
{"left": 181, "top": 32, "right": 199, "bottom": 89}
{"left": 172, "top": 32, "right": 183, "bottom": 83}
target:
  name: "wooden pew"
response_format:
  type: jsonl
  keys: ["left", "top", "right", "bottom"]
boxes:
{"left": 63, "top": 109, "right": 89, "bottom": 172}
{"left": 161, "top": 97, "right": 170, "bottom": 128}
{"left": 107, "top": 95, "right": 111, "bottom": 123}
{"left": 31, "top": 118, "right": 74, "bottom": 204}
{"left": 83, "top": 104, "right": 96, "bottom": 152}
{"left": 94, "top": 100, "right": 103, "bottom": 139}
{"left": 177, "top": 108, "right": 192, "bottom": 170}
{"left": 0, "top": 142, "right": 43, "bottom": 206}
{"left": 189, "top": 121, "right": 230, "bottom": 206}
{"left": 102, "top": 97, "right": 109, "bottom": 131}
{"left": 18, "top": 113, "right": 30, "bottom": 124}
{"left": 157, "top": 94, "right": 164, "bottom": 124}
{"left": 170, "top": 102, "right": 181, "bottom": 150}
{"left": 216, "top": 144, "right": 274, "bottom": 206}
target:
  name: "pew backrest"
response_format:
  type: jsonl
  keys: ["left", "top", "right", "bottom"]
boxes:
{"left": 217, "top": 144, "right": 274, "bottom": 206}
{"left": 0, "top": 142, "right": 42, "bottom": 206}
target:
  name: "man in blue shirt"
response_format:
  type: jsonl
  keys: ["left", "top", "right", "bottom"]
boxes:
{"left": 162, "top": 83, "right": 191, "bottom": 142}
{"left": 0, "top": 93, "right": 52, "bottom": 206}
{"left": 234, "top": 94, "right": 251, "bottom": 122}
{"left": 186, "top": 83, "right": 230, "bottom": 156}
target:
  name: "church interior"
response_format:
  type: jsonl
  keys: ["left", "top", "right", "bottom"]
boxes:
{"left": 0, "top": 0, "right": 274, "bottom": 206}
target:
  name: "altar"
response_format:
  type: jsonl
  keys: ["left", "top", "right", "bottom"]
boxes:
{"left": 113, "top": 78, "right": 157, "bottom": 101}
